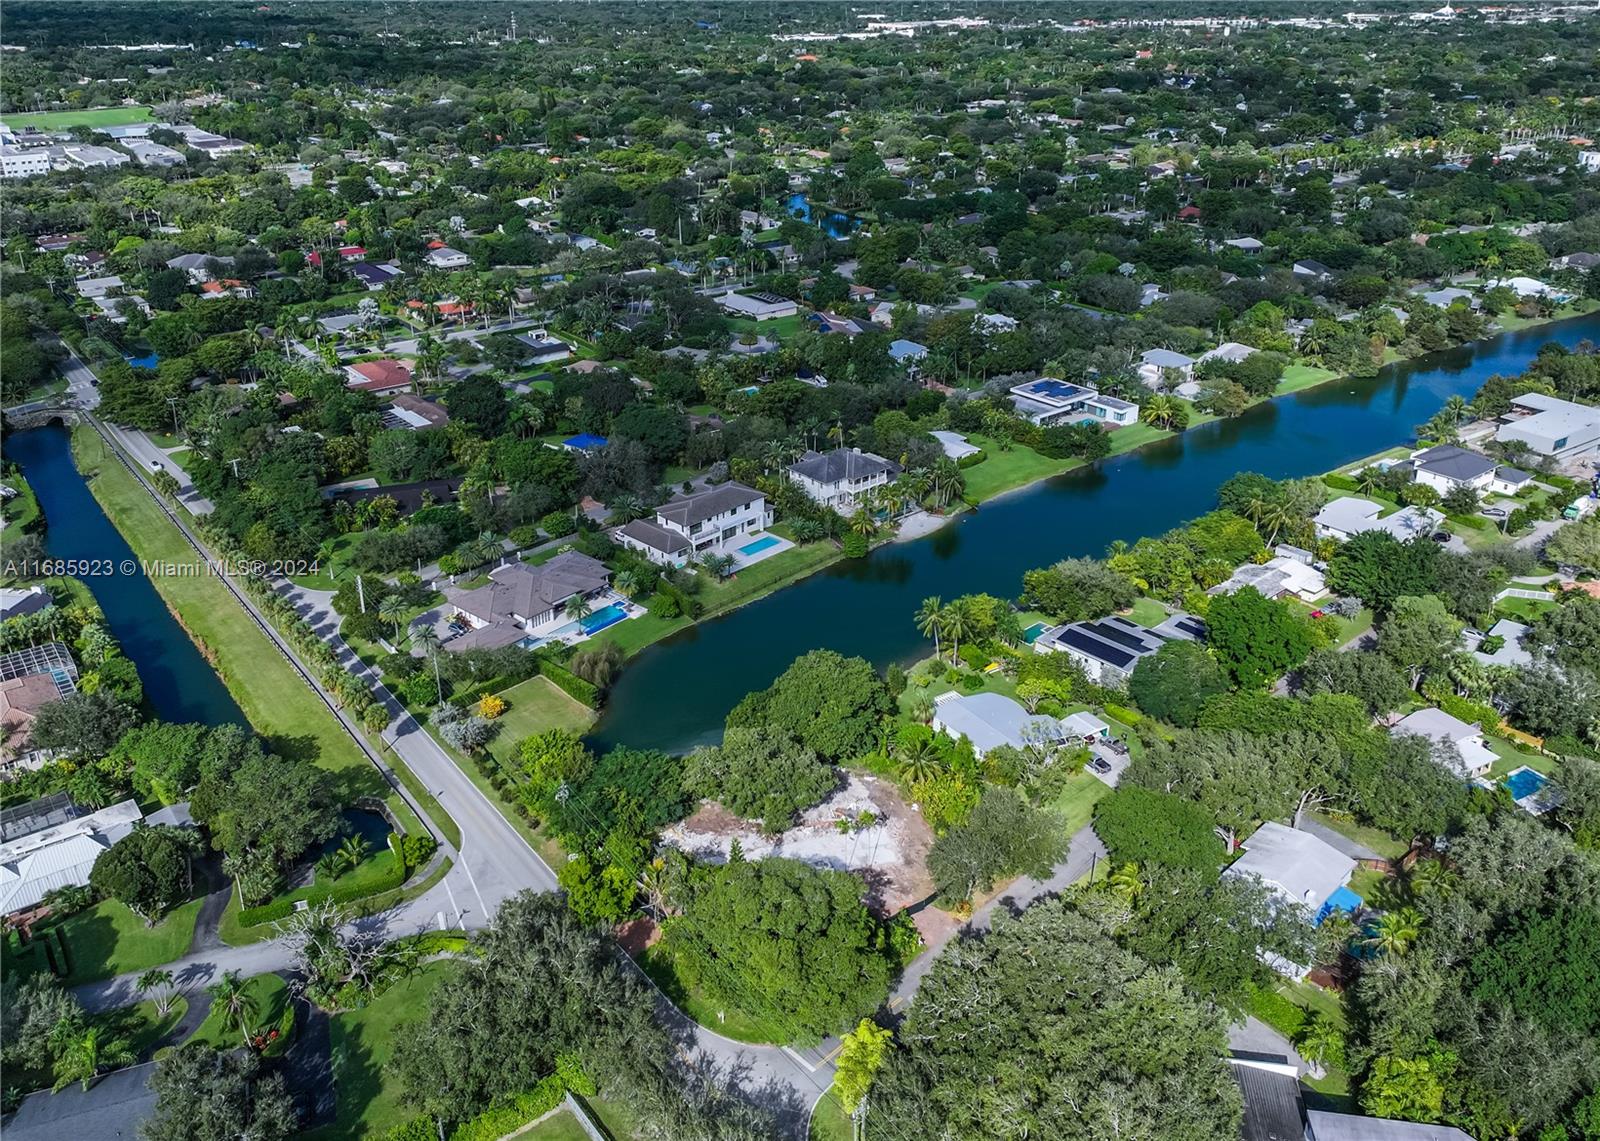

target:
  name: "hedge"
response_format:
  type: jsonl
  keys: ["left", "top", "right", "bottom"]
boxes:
{"left": 236, "top": 858, "right": 409, "bottom": 928}
{"left": 1323, "top": 474, "right": 1361, "bottom": 493}
{"left": 957, "top": 449, "right": 988, "bottom": 469}
{"left": 538, "top": 658, "right": 599, "bottom": 708}
{"left": 1447, "top": 512, "right": 1491, "bottom": 531}
{"left": 1102, "top": 702, "right": 1143, "bottom": 728}
{"left": 449, "top": 1076, "right": 566, "bottom": 1141}
{"left": 1245, "top": 983, "right": 1308, "bottom": 1042}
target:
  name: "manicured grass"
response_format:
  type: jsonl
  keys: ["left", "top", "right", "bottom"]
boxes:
{"left": 1494, "top": 595, "right": 1558, "bottom": 621}
{"left": 73, "top": 426, "right": 380, "bottom": 802}
{"left": 288, "top": 532, "right": 361, "bottom": 591}
{"left": 959, "top": 437, "right": 1079, "bottom": 502}
{"left": 1051, "top": 770, "right": 1113, "bottom": 837}
{"left": 723, "top": 312, "right": 808, "bottom": 340}
{"left": 1348, "top": 865, "right": 1391, "bottom": 906}
{"left": 127, "top": 995, "right": 190, "bottom": 1057}
{"left": 1277, "top": 363, "right": 1340, "bottom": 393}
{"left": 1105, "top": 420, "right": 1176, "bottom": 454}
{"left": 186, "top": 972, "right": 290, "bottom": 1049}
{"left": 523, "top": 1110, "right": 593, "bottom": 1141}
{"left": 1122, "top": 597, "right": 1168, "bottom": 627}
{"left": 1, "top": 472, "right": 41, "bottom": 534}
{"left": 1306, "top": 810, "right": 1407, "bottom": 861}
{"left": 312, "top": 961, "right": 460, "bottom": 1140}
{"left": 10, "top": 898, "right": 206, "bottom": 986}
{"left": 1486, "top": 735, "right": 1555, "bottom": 777}
{"left": 218, "top": 847, "right": 405, "bottom": 947}
{"left": 638, "top": 946, "right": 775, "bottom": 1044}
{"left": 3, "top": 105, "right": 152, "bottom": 129}
{"left": 483, "top": 675, "right": 596, "bottom": 768}
{"left": 809, "top": 1090, "right": 854, "bottom": 1141}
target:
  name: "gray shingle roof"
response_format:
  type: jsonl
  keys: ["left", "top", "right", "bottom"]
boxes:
{"left": 617, "top": 518, "right": 690, "bottom": 555}
{"left": 655, "top": 482, "right": 763, "bottom": 529}
{"left": 1412, "top": 444, "right": 1494, "bottom": 483}
{"left": 789, "top": 448, "right": 895, "bottom": 485}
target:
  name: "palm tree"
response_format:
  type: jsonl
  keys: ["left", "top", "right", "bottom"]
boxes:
{"left": 1140, "top": 394, "right": 1181, "bottom": 430}
{"left": 1353, "top": 466, "right": 1383, "bottom": 496}
{"left": 337, "top": 834, "right": 370, "bottom": 874}
{"left": 1442, "top": 394, "right": 1469, "bottom": 425}
{"left": 1405, "top": 858, "right": 1456, "bottom": 901}
{"left": 315, "top": 852, "right": 343, "bottom": 883}
{"left": 701, "top": 552, "right": 737, "bottom": 580}
{"left": 51, "top": 1024, "right": 135, "bottom": 1092}
{"left": 565, "top": 594, "right": 594, "bottom": 622}
{"left": 848, "top": 507, "right": 877, "bottom": 538}
{"left": 915, "top": 597, "right": 945, "bottom": 659}
{"left": 606, "top": 493, "right": 645, "bottom": 525}
{"left": 1364, "top": 907, "right": 1424, "bottom": 957}
{"left": 205, "top": 971, "right": 258, "bottom": 1045}
{"left": 942, "top": 598, "right": 972, "bottom": 664}
{"left": 136, "top": 968, "right": 178, "bottom": 1017}
{"left": 1295, "top": 1014, "right": 1344, "bottom": 1081}
{"left": 895, "top": 736, "right": 944, "bottom": 786}
{"left": 377, "top": 595, "right": 408, "bottom": 644}
{"left": 413, "top": 624, "right": 445, "bottom": 704}
{"left": 614, "top": 570, "right": 640, "bottom": 598}
{"left": 1108, "top": 862, "right": 1145, "bottom": 907}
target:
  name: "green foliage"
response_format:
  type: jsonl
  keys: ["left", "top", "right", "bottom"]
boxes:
{"left": 537, "top": 658, "right": 599, "bottom": 708}
{"left": 666, "top": 857, "right": 892, "bottom": 1045}
{"left": 1128, "top": 640, "right": 1229, "bottom": 726}
{"left": 89, "top": 824, "right": 198, "bottom": 924}
{"left": 726, "top": 649, "right": 889, "bottom": 762}
{"left": 833, "top": 1019, "right": 893, "bottom": 1114}
{"left": 1094, "top": 786, "right": 1221, "bottom": 870}
{"left": 927, "top": 786, "right": 1067, "bottom": 902}
{"left": 1206, "top": 587, "right": 1313, "bottom": 689}
{"left": 1470, "top": 909, "right": 1600, "bottom": 1036}
{"left": 682, "top": 726, "right": 837, "bottom": 832}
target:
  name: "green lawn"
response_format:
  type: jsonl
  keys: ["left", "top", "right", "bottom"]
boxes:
{"left": 959, "top": 437, "right": 1080, "bottom": 502}
{"left": 8, "top": 898, "right": 206, "bottom": 986}
{"left": 523, "top": 1110, "right": 593, "bottom": 1141}
{"left": 312, "top": 961, "right": 459, "bottom": 1139}
{"left": 1486, "top": 735, "right": 1554, "bottom": 777}
{"left": 1122, "top": 597, "right": 1168, "bottom": 627}
{"left": 1306, "top": 810, "right": 1407, "bottom": 861}
{"left": 1052, "top": 770, "right": 1113, "bottom": 838}
{"left": 219, "top": 847, "right": 405, "bottom": 946}
{"left": 1, "top": 472, "right": 41, "bottom": 534}
{"left": 73, "top": 427, "right": 381, "bottom": 804}
{"left": 809, "top": 1090, "right": 854, "bottom": 1141}
{"left": 1494, "top": 595, "right": 1558, "bottom": 621}
{"left": 1277, "top": 364, "right": 1340, "bottom": 394}
{"left": 3, "top": 105, "right": 152, "bottom": 129}
{"left": 125, "top": 995, "right": 190, "bottom": 1059}
{"left": 483, "top": 675, "right": 596, "bottom": 768}
{"left": 287, "top": 532, "right": 361, "bottom": 591}
{"left": 186, "top": 972, "right": 290, "bottom": 1050}
{"left": 3, "top": 374, "right": 68, "bottom": 408}
{"left": 1106, "top": 420, "right": 1176, "bottom": 455}
{"left": 723, "top": 312, "right": 808, "bottom": 340}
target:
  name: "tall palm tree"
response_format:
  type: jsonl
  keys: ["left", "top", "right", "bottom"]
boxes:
{"left": 51, "top": 1024, "right": 135, "bottom": 1092}
{"left": 1140, "top": 394, "right": 1181, "bottom": 430}
{"left": 848, "top": 507, "right": 877, "bottom": 538}
{"left": 413, "top": 624, "right": 445, "bottom": 704}
{"left": 942, "top": 598, "right": 972, "bottom": 664}
{"left": 136, "top": 969, "right": 178, "bottom": 1017}
{"left": 895, "top": 736, "right": 944, "bottom": 786}
{"left": 565, "top": 594, "right": 595, "bottom": 622}
{"left": 1108, "top": 861, "right": 1145, "bottom": 906}
{"left": 377, "top": 595, "right": 408, "bottom": 644}
{"left": 337, "top": 834, "right": 370, "bottom": 873}
{"left": 206, "top": 971, "right": 259, "bottom": 1045}
{"left": 606, "top": 493, "right": 645, "bottom": 524}
{"left": 915, "top": 596, "right": 945, "bottom": 659}
{"left": 1364, "top": 907, "right": 1423, "bottom": 958}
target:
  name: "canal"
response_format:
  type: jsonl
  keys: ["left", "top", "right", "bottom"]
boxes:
{"left": 595, "top": 311, "right": 1600, "bottom": 754}
{"left": 6, "top": 423, "right": 246, "bottom": 727}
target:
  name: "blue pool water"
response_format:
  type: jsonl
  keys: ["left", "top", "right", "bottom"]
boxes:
{"left": 1504, "top": 767, "right": 1547, "bottom": 800}
{"left": 1022, "top": 621, "right": 1048, "bottom": 644}
{"left": 740, "top": 536, "right": 781, "bottom": 557}
{"left": 125, "top": 351, "right": 161, "bottom": 370}
{"left": 579, "top": 604, "right": 628, "bottom": 633}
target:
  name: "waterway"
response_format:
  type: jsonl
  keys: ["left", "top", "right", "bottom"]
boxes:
{"left": 595, "top": 311, "right": 1600, "bottom": 754}
{"left": 5, "top": 423, "right": 245, "bottom": 727}
{"left": 784, "top": 192, "right": 862, "bottom": 240}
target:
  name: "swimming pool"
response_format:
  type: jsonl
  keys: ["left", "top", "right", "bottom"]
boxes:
{"left": 579, "top": 604, "right": 629, "bottom": 634}
{"left": 125, "top": 351, "right": 161, "bottom": 370}
{"left": 1022, "top": 621, "right": 1048, "bottom": 644}
{"left": 1504, "top": 766, "right": 1547, "bottom": 800}
{"left": 739, "top": 536, "right": 781, "bottom": 557}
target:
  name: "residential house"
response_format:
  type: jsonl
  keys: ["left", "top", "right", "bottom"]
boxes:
{"left": 1417, "top": 286, "right": 1478, "bottom": 309}
{"left": 74, "top": 275, "right": 124, "bottom": 300}
{"left": 382, "top": 393, "right": 449, "bottom": 431}
{"left": 1485, "top": 276, "right": 1564, "bottom": 299}
{"left": 0, "top": 796, "right": 146, "bottom": 915}
{"left": 931, "top": 430, "right": 981, "bottom": 461}
{"left": 1554, "top": 252, "right": 1600, "bottom": 272}
{"left": 444, "top": 552, "right": 612, "bottom": 651}
{"left": 424, "top": 244, "right": 471, "bottom": 269}
{"left": 1390, "top": 706, "right": 1498, "bottom": 780}
{"left": 1313, "top": 497, "right": 1444, "bottom": 542}
{"left": 344, "top": 358, "right": 414, "bottom": 394}
{"left": 976, "top": 312, "right": 1018, "bottom": 334}
{"left": 889, "top": 339, "right": 929, "bottom": 364}
{"left": 718, "top": 291, "right": 799, "bottom": 321}
{"left": 1209, "top": 556, "right": 1327, "bottom": 602}
{"left": 1231, "top": 1055, "right": 1478, "bottom": 1141}
{"left": 514, "top": 329, "right": 573, "bottom": 365}
{"left": 0, "top": 586, "right": 52, "bottom": 622}
{"left": 1402, "top": 444, "right": 1496, "bottom": 495}
{"left": 1137, "top": 348, "right": 1196, "bottom": 389}
{"left": 166, "top": 252, "right": 233, "bottom": 284}
{"left": 930, "top": 691, "right": 1066, "bottom": 759}
{"left": 199, "top": 279, "right": 254, "bottom": 300}
{"left": 809, "top": 312, "right": 865, "bottom": 336}
{"left": 348, "top": 261, "right": 402, "bottom": 290}
{"left": 1008, "top": 378, "right": 1139, "bottom": 428}
{"left": 1198, "top": 341, "right": 1257, "bottom": 367}
{"left": 561, "top": 434, "right": 608, "bottom": 454}
{"left": 1223, "top": 236, "right": 1265, "bottom": 252}
{"left": 1224, "top": 821, "right": 1361, "bottom": 935}
{"left": 788, "top": 448, "right": 896, "bottom": 512}
{"left": 1033, "top": 614, "right": 1171, "bottom": 684}
{"left": 1138, "top": 283, "right": 1168, "bottom": 308}
{"left": 1495, "top": 392, "right": 1600, "bottom": 459}
{"left": 1463, "top": 618, "right": 1534, "bottom": 669}
{"left": 1292, "top": 259, "right": 1335, "bottom": 280}
{"left": 614, "top": 482, "right": 771, "bottom": 568}
{"left": 0, "top": 642, "right": 78, "bottom": 773}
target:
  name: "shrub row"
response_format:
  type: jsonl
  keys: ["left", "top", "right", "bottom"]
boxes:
{"left": 538, "top": 658, "right": 599, "bottom": 708}
{"left": 237, "top": 858, "right": 409, "bottom": 928}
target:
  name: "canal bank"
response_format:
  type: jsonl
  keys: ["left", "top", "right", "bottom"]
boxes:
{"left": 5, "top": 422, "right": 245, "bottom": 728}
{"left": 594, "top": 309, "right": 1600, "bottom": 754}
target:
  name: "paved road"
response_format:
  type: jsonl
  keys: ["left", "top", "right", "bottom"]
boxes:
{"left": 102, "top": 419, "right": 214, "bottom": 514}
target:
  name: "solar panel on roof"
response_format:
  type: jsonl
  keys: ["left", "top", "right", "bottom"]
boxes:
{"left": 1060, "top": 627, "right": 1136, "bottom": 669}
{"left": 1082, "top": 620, "right": 1157, "bottom": 652}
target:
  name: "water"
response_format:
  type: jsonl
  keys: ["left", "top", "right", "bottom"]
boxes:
{"left": 1504, "top": 767, "right": 1547, "bottom": 799}
{"left": 4, "top": 423, "right": 245, "bottom": 727}
{"left": 595, "top": 312, "right": 1600, "bottom": 754}
{"left": 783, "top": 192, "right": 862, "bottom": 240}
{"left": 125, "top": 351, "right": 160, "bottom": 370}
{"left": 739, "top": 536, "right": 782, "bottom": 556}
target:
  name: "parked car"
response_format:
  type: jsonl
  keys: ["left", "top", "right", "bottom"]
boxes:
{"left": 1482, "top": 507, "right": 1508, "bottom": 518}
{"left": 1089, "top": 757, "right": 1113, "bottom": 775}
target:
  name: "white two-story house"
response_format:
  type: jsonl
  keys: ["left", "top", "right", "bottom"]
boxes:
{"left": 787, "top": 448, "right": 896, "bottom": 512}
{"left": 615, "top": 482, "right": 772, "bottom": 568}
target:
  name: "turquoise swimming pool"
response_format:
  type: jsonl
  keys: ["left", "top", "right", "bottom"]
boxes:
{"left": 740, "top": 536, "right": 781, "bottom": 557}
{"left": 579, "top": 603, "right": 629, "bottom": 633}
{"left": 1504, "top": 766, "right": 1547, "bottom": 800}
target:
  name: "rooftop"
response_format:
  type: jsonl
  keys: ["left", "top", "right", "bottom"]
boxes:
{"left": 656, "top": 481, "right": 764, "bottom": 530}
{"left": 932, "top": 691, "right": 1065, "bottom": 755}
{"left": 789, "top": 447, "right": 895, "bottom": 485}
{"left": 1224, "top": 821, "right": 1356, "bottom": 917}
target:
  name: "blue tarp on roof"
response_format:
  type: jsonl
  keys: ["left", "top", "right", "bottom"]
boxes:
{"left": 1315, "top": 884, "right": 1363, "bottom": 927}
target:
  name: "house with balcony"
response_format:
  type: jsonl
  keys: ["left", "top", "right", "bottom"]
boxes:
{"left": 442, "top": 552, "right": 613, "bottom": 650}
{"left": 614, "top": 482, "right": 772, "bottom": 568}
{"left": 1007, "top": 378, "right": 1139, "bottom": 428}
{"left": 788, "top": 448, "right": 896, "bottom": 512}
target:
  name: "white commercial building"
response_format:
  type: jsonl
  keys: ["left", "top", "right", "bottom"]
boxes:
{"left": 0, "top": 146, "right": 51, "bottom": 179}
